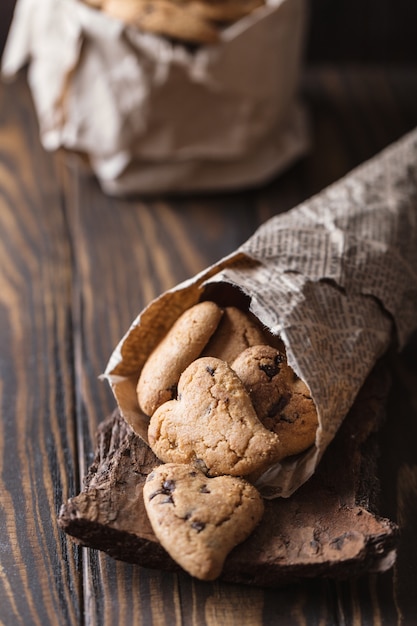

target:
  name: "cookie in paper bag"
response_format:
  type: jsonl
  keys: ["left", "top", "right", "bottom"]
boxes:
{"left": 83, "top": 0, "right": 265, "bottom": 44}
{"left": 137, "top": 301, "right": 223, "bottom": 416}
{"left": 232, "top": 345, "right": 319, "bottom": 458}
{"left": 147, "top": 356, "right": 284, "bottom": 476}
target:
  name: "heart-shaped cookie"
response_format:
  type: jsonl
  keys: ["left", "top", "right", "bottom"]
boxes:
{"left": 147, "top": 357, "right": 283, "bottom": 476}
{"left": 143, "top": 463, "right": 264, "bottom": 580}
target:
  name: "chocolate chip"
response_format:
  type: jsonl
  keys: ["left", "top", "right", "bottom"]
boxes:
{"left": 280, "top": 411, "right": 297, "bottom": 424}
{"left": 267, "top": 394, "right": 290, "bottom": 418}
{"left": 162, "top": 479, "right": 176, "bottom": 493}
{"left": 200, "top": 485, "right": 210, "bottom": 494}
{"left": 259, "top": 354, "right": 284, "bottom": 380}
{"left": 148, "top": 490, "right": 164, "bottom": 501}
{"left": 206, "top": 365, "right": 216, "bottom": 376}
{"left": 194, "top": 459, "right": 208, "bottom": 474}
{"left": 191, "top": 521, "right": 206, "bottom": 533}
{"left": 168, "top": 384, "right": 178, "bottom": 399}
{"left": 148, "top": 479, "right": 176, "bottom": 501}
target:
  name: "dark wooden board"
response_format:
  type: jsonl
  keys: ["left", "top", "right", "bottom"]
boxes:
{"left": 0, "top": 75, "right": 82, "bottom": 625}
{"left": 59, "top": 360, "right": 397, "bottom": 586}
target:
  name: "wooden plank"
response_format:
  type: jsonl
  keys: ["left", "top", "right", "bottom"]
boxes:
{"left": 0, "top": 75, "right": 82, "bottom": 625}
{"left": 59, "top": 359, "right": 397, "bottom": 583}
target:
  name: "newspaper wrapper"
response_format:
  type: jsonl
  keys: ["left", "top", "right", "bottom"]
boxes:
{"left": 2, "top": 0, "right": 308, "bottom": 195}
{"left": 103, "top": 128, "right": 417, "bottom": 499}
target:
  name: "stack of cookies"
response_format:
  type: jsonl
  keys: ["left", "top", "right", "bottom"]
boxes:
{"left": 137, "top": 301, "right": 318, "bottom": 580}
{"left": 81, "top": 0, "right": 266, "bottom": 44}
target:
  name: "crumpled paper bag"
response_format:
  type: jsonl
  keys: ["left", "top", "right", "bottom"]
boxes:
{"left": 103, "top": 128, "right": 417, "bottom": 498}
{"left": 2, "top": 0, "right": 309, "bottom": 194}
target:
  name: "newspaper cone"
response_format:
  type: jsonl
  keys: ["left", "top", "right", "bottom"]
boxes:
{"left": 104, "top": 128, "right": 417, "bottom": 498}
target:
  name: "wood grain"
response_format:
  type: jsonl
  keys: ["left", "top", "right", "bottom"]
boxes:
{"left": 59, "top": 360, "right": 397, "bottom": 585}
{"left": 1, "top": 66, "right": 417, "bottom": 625}
{"left": 0, "top": 76, "right": 82, "bottom": 625}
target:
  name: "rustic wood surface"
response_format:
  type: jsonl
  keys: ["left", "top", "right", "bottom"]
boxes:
{"left": 58, "top": 361, "right": 398, "bottom": 586}
{"left": 1, "top": 66, "right": 417, "bottom": 625}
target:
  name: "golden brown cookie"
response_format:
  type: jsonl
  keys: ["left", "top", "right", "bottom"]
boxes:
{"left": 143, "top": 463, "right": 264, "bottom": 580}
{"left": 202, "top": 306, "right": 271, "bottom": 364}
{"left": 137, "top": 301, "right": 223, "bottom": 416}
{"left": 231, "top": 345, "right": 318, "bottom": 458}
{"left": 103, "top": 0, "right": 220, "bottom": 44}
{"left": 184, "top": 0, "right": 265, "bottom": 22}
{"left": 148, "top": 356, "right": 283, "bottom": 476}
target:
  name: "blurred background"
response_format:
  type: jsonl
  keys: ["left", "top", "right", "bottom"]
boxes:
{"left": 2, "top": 0, "right": 417, "bottom": 64}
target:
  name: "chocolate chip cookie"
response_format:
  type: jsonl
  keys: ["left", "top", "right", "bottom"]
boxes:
{"left": 231, "top": 345, "right": 318, "bottom": 458}
{"left": 143, "top": 463, "right": 264, "bottom": 580}
{"left": 147, "top": 356, "right": 284, "bottom": 476}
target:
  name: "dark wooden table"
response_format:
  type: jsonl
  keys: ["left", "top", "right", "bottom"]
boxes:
{"left": 1, "top": 65, "right": 417, "bottom": 625}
